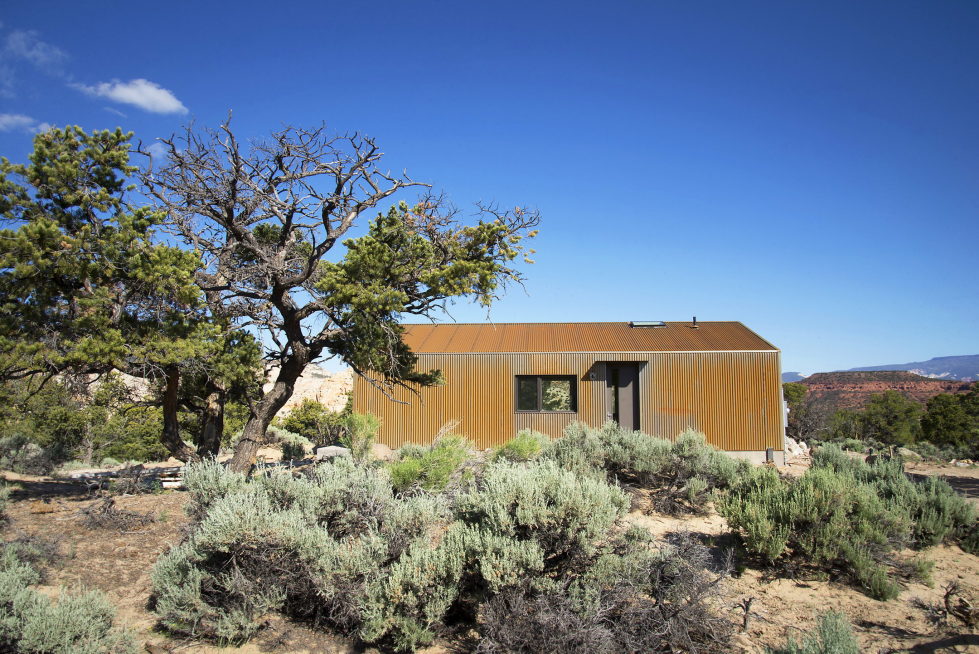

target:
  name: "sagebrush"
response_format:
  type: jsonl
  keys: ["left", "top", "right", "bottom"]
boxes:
{"left": 0, "top": 542, "right": 135, "bottom": 653}
{"left": 153, "top": 453, "right": 734, "bottom": 651}
{"left": 387, "top": 435, "right": 475, "bottom": 494}
{"left": 544, "top": 423, "right": 751, "bottom": 514}
{"left": 767, "top": 611, "right": 859, "bottom": 654}
{"left": 719, "top": 444, "right": 977, "bottom": 600}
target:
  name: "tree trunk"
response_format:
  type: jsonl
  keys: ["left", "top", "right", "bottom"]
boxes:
{"left": 227, "top": 353, "right": 307, "bottom": 473}
{"left": 196, "top": 385, "right": 225, "bottom": 458}
{"left": 160, "top": 366, "right": 201, "bottom": 463}
{"left": 80, "top": 430, "right": 95, "bottom": 466}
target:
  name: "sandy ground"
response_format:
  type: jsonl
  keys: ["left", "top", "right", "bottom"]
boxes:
{"left": 4, "top": 458, "right": 979, "bottom": 653}
{"left": 628, "top": 507, "right": 979, "bottom": 653}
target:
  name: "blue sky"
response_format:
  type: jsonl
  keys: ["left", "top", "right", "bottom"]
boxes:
{"left": 1, "top": 1, "right": 976, "bottom": 375}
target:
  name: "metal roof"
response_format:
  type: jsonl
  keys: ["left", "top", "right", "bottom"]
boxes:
{"left": 402, "top": 321, "right": 777, "bottom": 354}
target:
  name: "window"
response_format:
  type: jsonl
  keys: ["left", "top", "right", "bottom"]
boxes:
{"left": 515, "top": 375, "right": 576, "bottom": 412}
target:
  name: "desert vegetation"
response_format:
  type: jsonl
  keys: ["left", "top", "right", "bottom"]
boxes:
{"left": 721, "top": 443, "right": 976, "bottom": 600}
{"left": 0, "top": 482, "right": 137, "bottom": 653}
{"left": 785, "top": 380, "right": 979, "bottom": 461}
{"left": 111, "top": 421, "right": 974, "bottom": 651}
{"left": 150, "top": 427, "right": 740, "bottom": 652}
{"left": 0, "top": 418, "right": 975, "bottom": 651}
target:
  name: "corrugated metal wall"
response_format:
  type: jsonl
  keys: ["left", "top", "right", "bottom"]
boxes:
{"left": 353, "top": 351, "right": 784, "bottom": 452}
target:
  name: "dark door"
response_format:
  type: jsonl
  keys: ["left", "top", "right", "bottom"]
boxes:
{"left": 607, "top": 364, "right": 640, "bottom": 430}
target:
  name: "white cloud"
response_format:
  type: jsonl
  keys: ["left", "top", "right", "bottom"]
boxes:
{"left": 0, "top": 113, "right": 36, "bottom": 131}
{"left": 0, "top": 28, "right": 69, "bottom": 97}
{"left": 146, "top": 141, "right": 169, "bottom": 160}
{"left": 103, "top": 106, "right": 127, "bottom": 118}
{"left": 0, "top": 63, "right": 14, "bottom": 98}
{"left": 3, "top": 30, "right": 68, "bottom": 71}
{"left": 75, "top": 78, "right": 187, "bottom": 115}
{"left": 0, "top": 114, "right": 55, "bottom": 133}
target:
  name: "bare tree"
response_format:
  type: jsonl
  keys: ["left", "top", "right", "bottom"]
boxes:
{"left": 142, "top": 119, "right": 538, "bottom": 471}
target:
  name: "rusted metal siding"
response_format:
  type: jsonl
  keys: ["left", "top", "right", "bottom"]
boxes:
{"left": 403, "top": 321, "right": 776, "bottom": 353}
{"left": 354, "top": 350, "right": 784, "bottom": 452}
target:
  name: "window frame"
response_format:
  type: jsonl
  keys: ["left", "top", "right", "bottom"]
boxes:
{"left": 514, "top": 375, "right": 578, "bottom": 413}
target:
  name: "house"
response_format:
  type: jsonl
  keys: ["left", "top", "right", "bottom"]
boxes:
{"left": 353, "top": 320, "right": 786, "bottom": 464}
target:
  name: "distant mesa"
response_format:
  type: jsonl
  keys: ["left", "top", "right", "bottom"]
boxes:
{"left": 781, "top": 354, "right": 978, "bottom": 385}
{"left": 846, "top": 354, "right": 979, "bottom": 382}
{"left": 797, "top": 370, "right": 973, "bottom": 412}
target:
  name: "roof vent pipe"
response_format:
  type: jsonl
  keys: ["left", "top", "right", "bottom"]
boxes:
{"left": 692, "top": 316, "right": 698, "bottom": 329}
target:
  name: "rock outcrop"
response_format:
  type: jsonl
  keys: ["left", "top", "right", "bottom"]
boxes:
{"left": 264, "top": 365, "right": 354, "bottom": 414}
{"left": 800, "top": 371, "right": 973, "bottom": 411}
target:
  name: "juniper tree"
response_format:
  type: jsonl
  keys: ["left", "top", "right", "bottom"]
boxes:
{"left": 0, "top": 126, "right": 256, "bottom": 461}
{"left": 142, "top": 119, "right": 538, "bottom": 471}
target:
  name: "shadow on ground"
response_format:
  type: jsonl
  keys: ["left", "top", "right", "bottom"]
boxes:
{"left": 4, "top": 477, "right": 90, "bottom": 501}
{"left": 908, "top": 633, "right": 979, "bottom": 653}
{"left": 908, "top": 471, "right": 979, "bottom": 501}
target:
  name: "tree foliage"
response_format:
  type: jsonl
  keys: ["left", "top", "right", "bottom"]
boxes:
{"left": 142, "top": 120, "right": 538, "bottom": 470}
{"left": 0, "top": 126, "right": 262, "bottom": 463}
{"left": 859, "top": 391, "right": 923, "bottom": 446}
{"left": 921, "top": 387, "right": 979, "bottom": 447}
{"left": 783, "top": 382, "right": 825, "bottom": 442}
{"left": 0, "top": 126, "right": 203, "bottom": 384}
{"left": 1, "top": 121, "right": 537, "bottom": 469}
{"left": 782, "top": 382, "right": 807, "bottom": 409}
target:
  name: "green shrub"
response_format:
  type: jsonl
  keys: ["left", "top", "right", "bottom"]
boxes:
{"left": 0, "top": 485, "right": 8, "bottom": 523}
{"left": 767, "top": 611, "right": 859, "bottom": 654}
{"left": 388, "top": 457, "right": 425, "bottom": 493}
{"left": 54, "top": 460, "right": 91, "bottom": 473}
{"left": 388, "top": 436, "right": 473, "bottom": 493}
{"left": 300, "top": 457, "right": 396, "bottom": 536}
{"left": 838, "top": 438, "right": 866, "bottom": 453}
{"left": 99, "top": 406, "right": 170, "bottom": 463}
{"left": 339, "top": 413, "right": 379, "bottom": 463}
{"left": 182, "top": 459, "right": 248, "bottom": 521}
{"left": 543, "top": 423, "right": 750, "bottom": 514}
{"left": 0, "top": 545, "right": 135, "bottom": 653}
{"left": 358, "top": 522, "right": 543, "bottom": 651}
{"left": 152, "top": 453, "right": 724, "bottom": 652}
{"left": 477, "top": 532, "right": 732, "bottom": 654}
{"left": 0, "top": 433, "right": 53, "bottom": 475}
{"left": 814, "top": 444, "right": 977, "bottom": 550}
{"left": 154, "top": 457, "right": 456, "bottom": 646}
{"left": 720, "top": 463, "right": 907, "bottom": 600}
{"left": 809, "top": 443, "right": 864, "bottom": 474}
{"left": 266, "top": 425, "right": 313, "bottom": 461}
{"left": 905, "top": 440, "right": 974, "bottom": 463}
{"left": 3, "top": 536, "right": 61, "bottom": 578}
{"left": 721, "top": 444, "right": 977, "bottom": 600}
{"left": 280, "top": 398, "right": 348, "bottom": 445}
{"left": 493, "top": 430, "right": 550, "bottom": 462}
{"left": 542, "top": 421, "right": 609, "bottom": 479}
{"left": 456, "top": 460, "right": 629, "bottom": 563}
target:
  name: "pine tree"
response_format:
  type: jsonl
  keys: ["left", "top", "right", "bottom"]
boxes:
{"left": 0, "top": 126, "right": 257, "bottom": 461}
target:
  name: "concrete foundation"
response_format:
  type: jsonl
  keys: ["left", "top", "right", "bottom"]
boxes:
{"left": 727, "top": 449, "right": 785, "bottom": 467}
